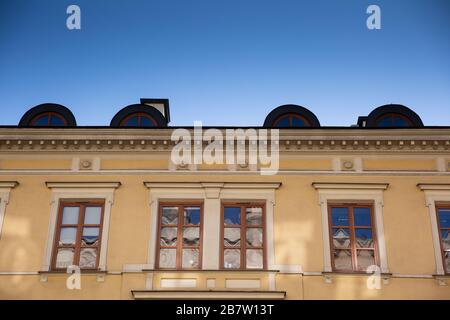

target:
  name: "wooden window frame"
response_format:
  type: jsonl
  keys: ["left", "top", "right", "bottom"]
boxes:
{"left": 273, "top": 113, "right": 311, "bottom": 127}
{"left": 328, "top": 203, "right": 379, "bottom": 273}
{"left": 51, "top": 200, "right": 105, "bottom": 271}
{"left": 220, "top": 202, "right": 267, "bottom": 270}
{"left": 375, "top": 113, "right": 413, "bottom": 127}
{"left": 120, "top": 112, "right": 157, "bottom": 127}
{"left": 435, "top": 203, "right": 450, "bottom": 275}
{"left": 31, "top": 112, "right": 68, "bottom": 126}
{"left": 156, "top": 201, "right": 204, "bottom": 270}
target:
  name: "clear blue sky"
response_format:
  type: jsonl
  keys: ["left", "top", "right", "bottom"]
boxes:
{"left": 1, "top": 0, "right": 449, "bottom": 126}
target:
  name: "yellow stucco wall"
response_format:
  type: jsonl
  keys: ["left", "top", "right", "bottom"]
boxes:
{"left": 0, "top": 156, "right": 449, "bottom": 299}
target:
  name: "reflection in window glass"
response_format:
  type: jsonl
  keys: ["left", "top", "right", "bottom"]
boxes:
{"left": 224, "top": 207, "right": 241, "bottom": 225}
{"left": 329, "top": 205, "right": 377, "bottom": 272}
{"left": 52, "top": 202, "right": 104, "bottom": 270}
{"left": 158, "top": 204, "right": 202, "bottom": 269}
{"left": 437, "top": 207, "right": 450, "bottom": 273}
{"left": 332, "top": 207, "right": 349, "bottom": 226}
{"left": 223, "top": 204, "right": 265, "bottom": 270}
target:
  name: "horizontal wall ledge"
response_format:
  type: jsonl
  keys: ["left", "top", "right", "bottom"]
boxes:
{"left": 142, "top": 269, "right": 280, "bottom": 273}
{"left": 131, "top": 290, "right": 286, "bottom": 300}
{"left": 417, "top": 183, "right": 450, "bottom": 191}
{"left": 45, "top": 181, "right": 121, "bottom": 189}
{"left": 144, "top": 182, "right": 282, "bottom": 189}
{"left": 0, "top": 181, "right": 18, "bottom": 188}
{"left": 312, "top": 182, "right": 389, "bottom": 190}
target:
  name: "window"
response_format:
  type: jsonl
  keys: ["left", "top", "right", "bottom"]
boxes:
{"left": 329, "top": 204, "right": 378, "bottom": 272}
{"left": 51, "top": 201, "right": 104, "bottom": 270}
{"left": 436, "top": 205, "right": 450, "bottom": 274}
{"left": 375, "top": 113, "right": 413, "bottom": 127}
{"left": 120, "top": 112, "right": 157, "bottom": 127}
{"left": 221, "top": 203, "right": 266, "bottom": 270}
{"left": 273, "top": 113, "right": 310, "bottom": 127}
{"left": 156, "top": 202, "right": 203, "bottom": 269}
{"left": 31, "top": 112, "right": 67, "bottom": 126}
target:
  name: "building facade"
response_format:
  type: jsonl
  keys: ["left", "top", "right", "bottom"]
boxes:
{"left": 0, "top": 99, "right": 449, "bottom": 299}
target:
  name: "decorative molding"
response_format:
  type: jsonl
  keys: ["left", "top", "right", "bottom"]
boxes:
{"left": 46, "top": 181, "right": 121, "bottom": 189}
{"left": 1, "top": 128, "right": 450, "bottom": 153}
{"left": 160, "top": 279, "right": 197, "bottom": 288}
{"left": 417, "top": 183, "right": 450, "bottom": 191}
{"left": 144, "top": 182, "right": 281, "bottom": 190}
{"left": 313, "top": 182, "right": 389, "bottom": 190}
{"left": 225, "top": 279, "right": 261, "bottom": 289}
{"left": 132, "top": 290, "right": 286, "bottom": 300}
{"left": 314, "top": 187, "right": 389, "bottom": 274}
{"left": 0, "top": 181, "right": 18, "bottom": 239}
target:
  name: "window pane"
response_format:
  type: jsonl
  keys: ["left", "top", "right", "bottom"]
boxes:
{"left": 55, "top": 248, "right": 74, "bottom": 268}
{"left": 438, "top": 209, "right": 450, "bottom": 228}
{"left": 354, "top": 207, "right": 371, "bottom": 226}
{"left": 140, "top": 116, "right": 155, "bottom": 127}
{"left": 393, "top": 116, "right": 408, "bottom": 127}
{"left": 224, "top": 228, "right": 240, "bottom": 247}
{"left": 246, "top": 207, "right": 262, "bottom": 226}
{"left": 275, "top": 116, "right": 290, "bottom": 127}
{"left": 332, "top": 228, "right": 351, "bottom": 249}
{"left": 355, "top": 229, "right": 374, "bottom": 248}
{"left": 123, "top": 115, "right": 139, "bottom": 126}
{"left": 183, "top": 227, "right": 200, "bottom": 246}
{"left": 224, "top": 249, "right": 240, "bottom": 269}
{"left": 246, "top": 228, "right": 263, "bottom": 247}
{"left": 160, "top": 227, "right": 177, "bottom": 246}
{"left": 79, "top": 248, "right": 97, "bottom": 269}
{"left": 82, "top": 227, "right": 100, "bottom": 246}
{"left": 224, "top": 207, "right": 241, "bottom": 225}
{"left": 246, "top": 249, "right": 263, "bottom": 269}
{"left": 441, "top": 230, "right": 450, "bottom": 250}
{"left": 184, "top": 207, "right": 201, "bottom": 225}
{"left": 291, "top": 116, "right": 306, "bottom": 127}
{"left": 161, "top": 207, "right": 178, "bottom": 225}
{"left": 84, "top": 207, "right": 102, "bottom": 225}
{"left": 50, "top": 115, "right": 65, "bottom": 126}
{"left": 333, "top": 250, "right": 352, "bottom": 271}
{"left": 331, "top": 207, "right": 349, "bottom": 226}
{"left": 62, "top": 207, "right": 79, "bottom": 225}
{"left": 445, "top": 251, "right": 450, "bottom": 273}
{"left": 377, "top": 116, "right": 392, "bottom": 127}
{"left": 33, "top": 115, "right": 49, "bottom": 126}
{"left": 182, "top": 249, "right": 199, "bottom": 268}
{"left": 357, "top": 250, "right": 376, "bottom": 271}
{"left": 59, "top": 227, "right": 77, "bottom": 245}
{"left": 159, "top": 249, "right": 176, "bottom": 268}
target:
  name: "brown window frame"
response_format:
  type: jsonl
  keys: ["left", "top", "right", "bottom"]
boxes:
{"left": 120, "top": 112, "right": 157, "bottom": 127}
{"left": 328, "top": 203, "right": 379, "bottom": 273}
{"left": 51, "top": 200, "right": 105, "bottom": 271}
{"left": 31, "top": 112, "right": 68, "bottom": 126}
{"left": 220, "top": 202, "right": 267, "bottom": 270}
{"left": 273, "top": 113, "right": 311, "bottom": 127}
{"left": 156, "top": 201, "right": 204, "bottom": 270}
{"left": 435, "top": 203, "right": 450, "bottom": 275}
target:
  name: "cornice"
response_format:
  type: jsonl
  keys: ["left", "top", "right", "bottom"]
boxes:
{"left": 0, "top": 128, "right": 450, "bottom": 153}
{"left": 312, "top": 182, "right": 389, "bottom": 190}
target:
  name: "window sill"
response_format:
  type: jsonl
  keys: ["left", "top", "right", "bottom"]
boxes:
{"left": 321, "top": 271, "right": 392, "bottom": 283}
{"left": 142, "top": 269, "right": 280, "bottom": 273}
{"left": 39, "top": 270, "right": 107, "bottom": 283}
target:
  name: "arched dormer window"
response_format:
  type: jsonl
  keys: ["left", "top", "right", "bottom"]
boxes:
{"left": 110, "top": 104, "right": 168, "bottom": 127}
{"left": 375, "top": 113, "right": 413, "bottom": 127}
{"left": 363, "top": 104, "right": 423, "bottom": 128}
{"left": 120, "top": 112, "right": 157, "bottom": 127}
{"left": 19, "top": 104, "right": 76, "bottom": 127}
{"left": 263, "top": 104, "right": 320, "bottom": 128}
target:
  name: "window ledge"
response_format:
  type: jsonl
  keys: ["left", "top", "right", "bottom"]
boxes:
{"left": 39, "top": 270, "right": 107, "bottom": 283}
{"left": 132, "top": 290, "right": 286, "bottom": 300}
{"left": 142, "top": 269, "right": 280, "bottom": 273}
{"left": 322, "top": 271, "right": 392, "bottom": 277}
